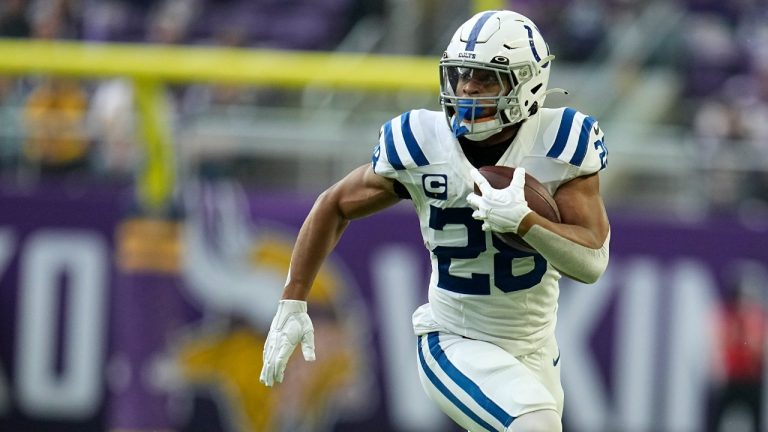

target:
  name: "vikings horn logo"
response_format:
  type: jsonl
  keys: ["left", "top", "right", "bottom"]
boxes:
{"left": 173, "top": 180, "right": 375, "bottom": 431}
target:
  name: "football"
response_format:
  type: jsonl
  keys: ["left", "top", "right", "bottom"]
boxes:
{"left": 473, "top": 165, "right": 561, "bottom": 253}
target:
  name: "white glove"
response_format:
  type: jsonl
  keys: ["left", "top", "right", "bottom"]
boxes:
{"left": 466, "top": 167, "right": 532, "bottom": 233}
{"left": 260, "top": 299, "right": 316, "bottom": 387}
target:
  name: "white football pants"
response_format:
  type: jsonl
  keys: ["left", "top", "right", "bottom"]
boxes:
{"left": 416, "top": 331, "right": 563, "bottom": 432}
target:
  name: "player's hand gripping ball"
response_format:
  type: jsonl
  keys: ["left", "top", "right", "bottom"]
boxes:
{"left": 468, "top": 166, "right": 561, "bottom": 253}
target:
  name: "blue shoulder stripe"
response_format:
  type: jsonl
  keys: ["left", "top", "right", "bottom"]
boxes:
{"left": 401, "top": 112, "right": 429, "bottom": 167}
{"left": 547, "top": 108, "right": 576, "bottom": 159}
{"left": 465, "top": 11, "right": 496, "bottom": 51}
{"left": 383, "top": 120, "right": 405, "bottom": 170}
{"left": 570, "top": 115, "right": 597, "bottom": 166}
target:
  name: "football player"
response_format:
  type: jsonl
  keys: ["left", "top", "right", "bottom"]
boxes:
{"left": 260, "top": 10, "right": 610, "bottom": 432}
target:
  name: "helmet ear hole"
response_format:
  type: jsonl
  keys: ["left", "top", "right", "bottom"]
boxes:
{"left": 528, "top": 102, "right": 539, "bottom": 116}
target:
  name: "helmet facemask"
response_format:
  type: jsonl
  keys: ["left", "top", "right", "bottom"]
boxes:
{"left": 439, "top": 11, "right": 560, "bottom": 141}
{"left": 440, "top": 58, "right": 547, "bottom": 141}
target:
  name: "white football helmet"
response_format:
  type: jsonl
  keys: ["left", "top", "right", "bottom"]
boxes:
{"left": 440, "top": 10, "right": 560, "bottom": 141}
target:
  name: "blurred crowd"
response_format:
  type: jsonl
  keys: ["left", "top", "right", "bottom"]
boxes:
{"left": 0, "top": 0, "right": 767, "bottom": 214}
{"left": 513, "top": 0, "right": 768, "bottom": 214}
{"left": 679, "top": 1, "right": 768, "bottom": 214}
{"left": 0, "top": 0, "right": 369, "bottom": 47}
{"left": 0, "top": 0, "right": 375, "bottom": 184}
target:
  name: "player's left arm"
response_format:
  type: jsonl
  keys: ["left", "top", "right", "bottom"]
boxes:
{"left": 517, "top": 172, "right": 610, "bottom": 283}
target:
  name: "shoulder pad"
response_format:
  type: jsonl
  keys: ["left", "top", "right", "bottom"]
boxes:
{"left": 542, "top": 107, "right": 607, "bottom": 173}
{"left": 372, "top": 110, "right": 435, "bottom": 176}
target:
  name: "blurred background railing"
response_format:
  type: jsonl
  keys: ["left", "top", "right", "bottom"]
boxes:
{"left": 0, "top": 1, "right": 767, "bottom": 432}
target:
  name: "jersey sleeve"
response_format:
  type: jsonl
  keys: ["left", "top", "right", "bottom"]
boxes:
{"left": 371, "top": 110, "right": 432, "bottom": 181}
{"left": 543, "top": 107, "right": 608, "bottom": 177}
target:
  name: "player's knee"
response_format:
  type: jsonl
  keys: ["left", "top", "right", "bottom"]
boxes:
{"left": 506, "top": 409, "right": 562, "bottom": 432}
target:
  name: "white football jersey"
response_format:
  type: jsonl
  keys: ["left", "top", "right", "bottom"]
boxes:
{"left": 371, "top": 108, "right": 607, "bottom": 355}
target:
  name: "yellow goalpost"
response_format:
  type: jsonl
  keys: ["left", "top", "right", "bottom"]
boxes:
{"left": 0, "top": 40, "right": 436, "bottom": 212}
{"left": 0, "top": 0, "right": 502, "bottom": 211}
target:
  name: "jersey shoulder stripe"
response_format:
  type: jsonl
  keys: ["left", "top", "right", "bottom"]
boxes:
{"left": 545, "top": 107, "right": 598, "bottom": 168}
{"left": 547, "top": 107, "right": 576, "bottom": 159}
{"left": 378, "top": 110, "right": 431, "bottom": 172}
{"left": 382, "top": 120, "right": 405, "bottom": 170}
{"left": 401, "top": 111, "right": 429, "bottom": 166}
{"left": 570, "top": 115, "right": 597, "bottom": 166}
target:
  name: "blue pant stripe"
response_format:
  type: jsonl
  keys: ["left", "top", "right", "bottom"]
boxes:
{"left": 427, "top": 333, "right": 514, "bottom": 428}
{"left": 418, "top": 335, "right": 497, "bottom": 431}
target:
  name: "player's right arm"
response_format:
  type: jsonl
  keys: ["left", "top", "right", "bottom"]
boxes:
{"left": 260, "top": 163, "right": 399, "bottom": 387}
{"left": 282, "top": 163, "right": 400, "bottom": 301}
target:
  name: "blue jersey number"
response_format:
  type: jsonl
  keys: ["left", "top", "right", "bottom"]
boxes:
{"left": 594, "top": 138, "right": 608, "bottom": 169}
{"left": 428, "top": 205, "right": 547, "bottom": 295}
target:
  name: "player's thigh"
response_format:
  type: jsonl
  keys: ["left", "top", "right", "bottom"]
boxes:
{"left": 515, "top": 335, "right": 564, "bottom": 415}
{"left": 416, "top": 332, "right": 558, "bottom": 432}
